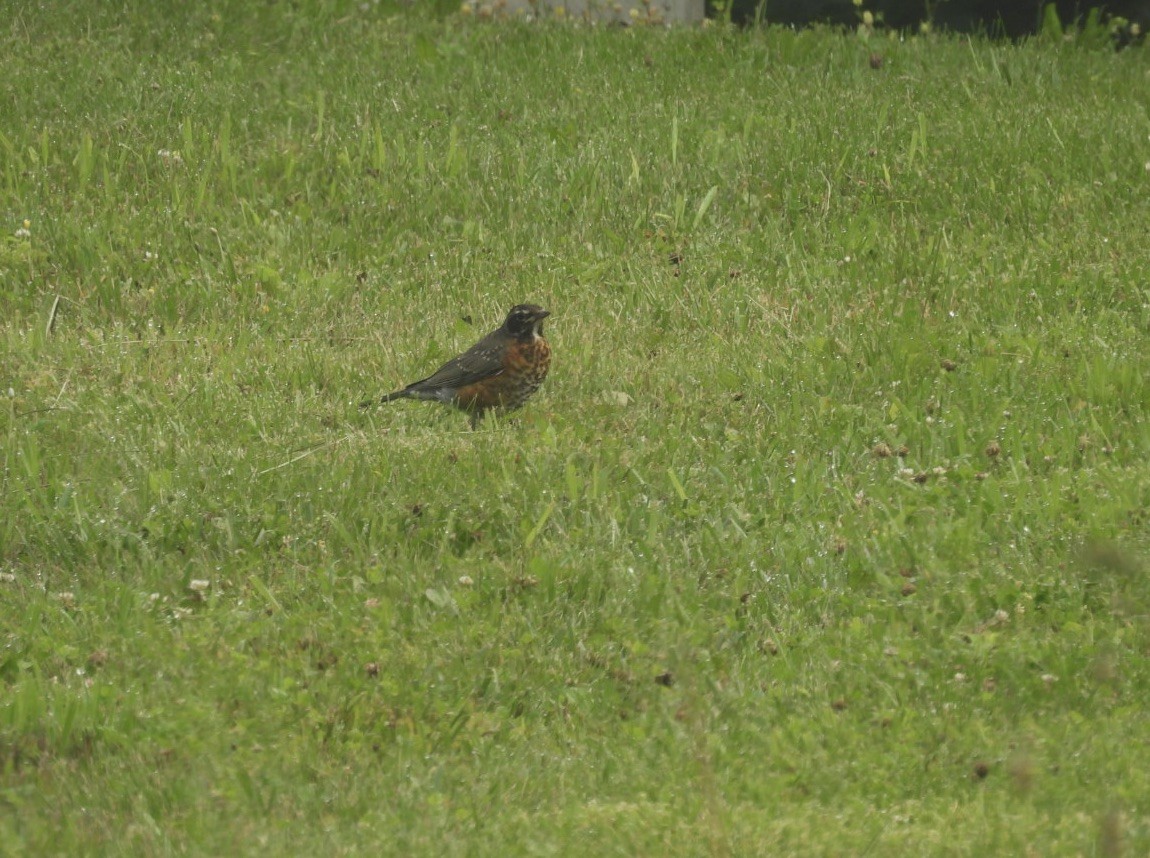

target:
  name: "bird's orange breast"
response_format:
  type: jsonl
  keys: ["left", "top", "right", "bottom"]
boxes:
{"left": 454, "top": 337, "right": 551, "bottom": 412}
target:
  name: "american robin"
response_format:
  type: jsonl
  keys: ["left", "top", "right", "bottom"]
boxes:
{"left": 363, "top": 303, "right": 552, "bottom": 428}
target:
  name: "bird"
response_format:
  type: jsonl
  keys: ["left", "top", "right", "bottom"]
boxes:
{"left": 362, "top": 303, "right": 552, "bottom": 429}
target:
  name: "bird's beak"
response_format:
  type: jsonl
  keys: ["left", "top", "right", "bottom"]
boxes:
{"left": 537, "top": 309, "right": 551, "bottom": 320}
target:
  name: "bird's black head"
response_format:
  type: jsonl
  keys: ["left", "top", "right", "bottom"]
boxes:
{"left": 504, "top": 304, "right": 550, "bottom": 339}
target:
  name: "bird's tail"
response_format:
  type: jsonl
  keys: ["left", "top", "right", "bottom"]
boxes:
{"left": 359, "top": 389, "right": 409, "bottom": 408}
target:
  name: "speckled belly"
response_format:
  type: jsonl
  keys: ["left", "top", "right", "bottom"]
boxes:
{"left": 455, "top": 338, "right": 551, "bottom": 413}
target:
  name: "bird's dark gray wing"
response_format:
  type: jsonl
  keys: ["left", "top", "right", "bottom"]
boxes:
{"left": 386, "top": 331, "right": 507, "bottom": 401}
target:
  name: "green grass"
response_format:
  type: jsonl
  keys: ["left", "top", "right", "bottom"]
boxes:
{"left": 3, "top": 2, "right": 1150, "bottom": 853}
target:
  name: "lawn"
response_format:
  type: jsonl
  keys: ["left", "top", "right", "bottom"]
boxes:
{"left": 2, "top": 2, "right": 1149, "bottom": 854}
